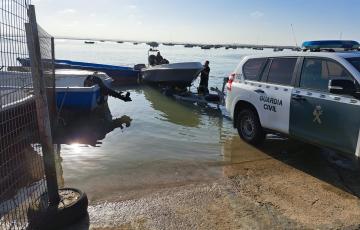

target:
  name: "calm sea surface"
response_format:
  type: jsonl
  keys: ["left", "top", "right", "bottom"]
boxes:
{"left": 54, "top": 40, "right": 276, "bottom": 201}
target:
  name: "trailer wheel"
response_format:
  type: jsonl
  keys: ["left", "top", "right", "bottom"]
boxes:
{"left": 237, "top": 108, "right": 265, "bottom": 145}
{"left": 28, "top": 188, "right": 88, "bottom": 230}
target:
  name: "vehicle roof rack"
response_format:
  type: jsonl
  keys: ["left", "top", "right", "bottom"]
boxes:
{"left": 301, "top": 40, "right": 360, "bottom": 52}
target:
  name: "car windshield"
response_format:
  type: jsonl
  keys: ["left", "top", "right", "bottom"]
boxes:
{"left": 346, "top": 57, "right": 360, "bottom": 72}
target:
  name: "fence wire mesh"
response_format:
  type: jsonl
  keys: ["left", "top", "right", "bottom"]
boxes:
{"left": 0, "top": 0, "right": 57, "bottom": 229}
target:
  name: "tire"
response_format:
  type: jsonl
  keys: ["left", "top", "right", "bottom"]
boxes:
{"left": 28, "top": 188, "right": 88, "bottom": 230}
{"left": 237, "top": 108, "right": 265, "bottom": 145}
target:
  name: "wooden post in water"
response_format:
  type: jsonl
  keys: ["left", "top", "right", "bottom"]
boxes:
{"left": 25, "top": 5, "right": 60, "bottom": 206}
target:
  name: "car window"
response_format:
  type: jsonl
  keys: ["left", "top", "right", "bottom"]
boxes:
{"left": 243, "top": 58, "right": 267, "bottom": 81}
{"left": 300, "top": 58, "right": 352, "bottom": 92}
{"left": 346, "top": 57, "right": 360, "bottom": 72}
{"left": 266, "top": 58, "right": 297, "bottom": 85}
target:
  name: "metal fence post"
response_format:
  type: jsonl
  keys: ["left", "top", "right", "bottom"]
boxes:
{"left": 25, "top": 5, "right": 60, "bottom": 206}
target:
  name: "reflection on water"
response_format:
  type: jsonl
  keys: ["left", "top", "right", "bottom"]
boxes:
{"left": 57, "top": 86, "right": 235, "bottom": 201}
{"left": 143, "top": 86, "right": 224, "bottom": 128}
{"left": 55, "top": 103, "right": 132, "bottom": 147}
{"left": 143, "top": 87, "right": 201, "bottom": 128}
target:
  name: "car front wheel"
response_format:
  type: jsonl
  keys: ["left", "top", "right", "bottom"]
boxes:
{"left": 237, "top": 108, "right": 265, "bottom": 145}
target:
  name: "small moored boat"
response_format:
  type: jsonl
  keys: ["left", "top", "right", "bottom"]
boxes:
{"left": 55, "top": 70, "right": 113, "bottom": 111}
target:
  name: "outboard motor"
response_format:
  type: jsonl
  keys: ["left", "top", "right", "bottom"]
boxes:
{"left": 84, "top": 74, "right": 132, "bottom": 103}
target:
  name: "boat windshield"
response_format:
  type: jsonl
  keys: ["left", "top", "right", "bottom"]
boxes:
{"left": 346, "top": 57, "right": 360, "bottom": 72}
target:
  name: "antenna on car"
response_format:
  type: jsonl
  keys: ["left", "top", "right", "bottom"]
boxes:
{"left": 291, "top": 24, "right": 298, "bottom": 47}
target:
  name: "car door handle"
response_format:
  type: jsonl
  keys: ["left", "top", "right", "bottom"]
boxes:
{"left": 291, "top": 94, "right": 306, "bottom": 101}
{"left": 254, "top": 89, "right": 265, "bottom": 94}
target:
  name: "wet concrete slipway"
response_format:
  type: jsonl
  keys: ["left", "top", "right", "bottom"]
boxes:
{"left": 52, "top": 41, "right": 360, "bottom": 229}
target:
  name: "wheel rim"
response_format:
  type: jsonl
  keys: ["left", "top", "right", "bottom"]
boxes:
{"left": 240, "top": 114, "right": 255, "bottom": 139}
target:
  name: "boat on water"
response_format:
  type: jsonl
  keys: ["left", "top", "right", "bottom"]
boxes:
{"left": 55, "top": 70, "right": 113, "bottom": 111}
{"left": 17, "top": 58, "right": 140, "bottom": 85}
{"left": 273, "top": 47, "right": 284, "bottom": 52}
{"left": 184, "top": 44, "right": 194, "bottom": 48}
{"left": 141, "top": 49, "right": 203, "bottom": 87}
{"left": 84, "top": 41, "right": 95, "bottom": 44}
{"left": 163, "top": 42, "right": 175, "bottom": 46}
{"left": 201, "top": 45, "right": 212, "bottom": 50}
{"left": 147, "top": 41, "right": 159, "bottom": 47}
{"left": 0, "top": 70, "right": 112, "bottom": 111}
{"left": 142, "top": 62, "right": 204, "bottom": 87}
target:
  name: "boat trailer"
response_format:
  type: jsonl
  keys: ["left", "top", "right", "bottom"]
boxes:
{"left": 169, "top": 77, "right": 228, "bottom": 107}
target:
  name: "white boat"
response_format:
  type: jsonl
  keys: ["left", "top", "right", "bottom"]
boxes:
{"left": 0, "top": 70, "right": 113, "bottom": 112}
{"left": 141, "top": 62, "right": 204, "bottom": 87}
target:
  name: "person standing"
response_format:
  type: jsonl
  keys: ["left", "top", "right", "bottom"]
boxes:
{"left": 198, "top": 60, "right": 210, "bottom": 95}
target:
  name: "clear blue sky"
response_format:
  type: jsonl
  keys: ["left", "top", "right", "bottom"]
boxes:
{"left": 33, "top": 0, "right": 360, "bottom": 45}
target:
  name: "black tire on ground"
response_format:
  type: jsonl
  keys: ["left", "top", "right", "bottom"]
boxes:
{"left": 28, "top": 188, "right": 88, "bottom": 230}
{"left": 237, "top": 108, "right": 265, "bottom": 145}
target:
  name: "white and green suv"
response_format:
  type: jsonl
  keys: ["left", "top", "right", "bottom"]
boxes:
{"left": 226, "top": 41, "right": 360, "bottom": 158}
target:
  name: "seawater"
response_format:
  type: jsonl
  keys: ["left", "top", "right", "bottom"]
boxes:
{"left": 55, "top": 40, "right": 275, "bottom": 201}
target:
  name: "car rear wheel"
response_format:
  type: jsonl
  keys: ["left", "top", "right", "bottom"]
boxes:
{"left": 237, "top": 108, "right": 265, "bottom": 145}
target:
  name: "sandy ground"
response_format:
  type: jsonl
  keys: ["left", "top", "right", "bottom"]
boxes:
{"left": 65, "top": 136, "right": 360, "bottom": 230}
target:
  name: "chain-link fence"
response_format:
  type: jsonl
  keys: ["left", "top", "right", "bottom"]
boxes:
{"left": 0, "top": 1, "right": 58, "bottom": 229}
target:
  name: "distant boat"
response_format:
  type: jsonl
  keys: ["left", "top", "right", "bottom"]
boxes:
{"left": 163, "top": 42, "right": 175, "bottom": 46}
{"left": 253, "top": 47, "right": 264, "bottom": 50}
{"left": 84, "top": 41, "right": 95, "bottom": 44}
{"left": 147, "top": 41, "right": 159, "bottom": 47}
{"left": 273, "top": 47, "right": 284, "bottom": 52}
{"left": 201, "top": 45, "right": 212, "bottom": 50}
{"left": 133, "top": 42, "right": 138, "bottom": 45}
{"left": 117, "top": 41, "right": 124, "bottom": 43}
{"left": 100, "top": 40, "right": 105, "bottom": 42}
{"left": 184, "top": 44, "right": 194, "bottom": 48}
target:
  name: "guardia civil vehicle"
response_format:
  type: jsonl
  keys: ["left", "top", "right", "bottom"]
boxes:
{"left": 225, "top": 40, "right": 360, "bottom": 158}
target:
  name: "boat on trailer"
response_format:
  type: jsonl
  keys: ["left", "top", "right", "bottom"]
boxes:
{"left": 141, "top": 49, "right": 204, "bottom": 87}
{"left": 141, "top": 62, "right": 204, "bottom": 87}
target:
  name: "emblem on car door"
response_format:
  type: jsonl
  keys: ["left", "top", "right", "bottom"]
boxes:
{"left": 313, "top": 106, "right": 323, "bottom": 124}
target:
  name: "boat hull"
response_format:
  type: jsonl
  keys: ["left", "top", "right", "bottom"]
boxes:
{"left": 0, "top": 70, "right": 112, "bottom": 112}
{"left": 141, "top": 62, "right": 203, "bottom": 87}
{"left": 17, "top": 58, "right": 140, "bottom": 85}
{"left": 55, "top": 70, "right": 113, "bottom": 111}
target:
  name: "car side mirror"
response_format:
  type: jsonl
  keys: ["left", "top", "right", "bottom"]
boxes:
{"left": 328, "top": 79, "right": 356, "bottom": 96}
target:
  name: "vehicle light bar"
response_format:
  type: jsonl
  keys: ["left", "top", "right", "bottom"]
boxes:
{"left": 302, "top": 40, "right": 360, "bottom": 51}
